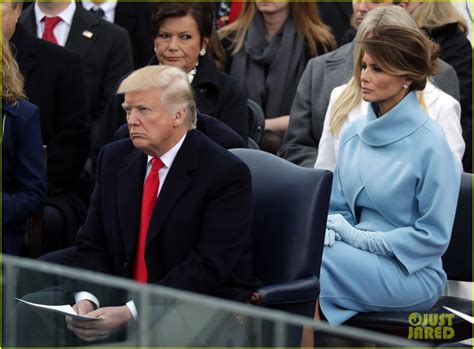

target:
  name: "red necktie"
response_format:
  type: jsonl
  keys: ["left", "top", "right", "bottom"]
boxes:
{"left": 134, "top": 157, "right": 164, "bottom": 283}
{"left": 42, "top": 16, "right": 62, "bottom": 45}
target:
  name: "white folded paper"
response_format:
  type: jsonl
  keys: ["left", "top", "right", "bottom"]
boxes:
{"left": 15, "top": 298, "right": 101, "bottom": 321}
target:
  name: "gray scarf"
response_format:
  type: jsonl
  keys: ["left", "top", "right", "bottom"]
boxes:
{"left": 230, "top": 13, "right": 306, "bottom": 118}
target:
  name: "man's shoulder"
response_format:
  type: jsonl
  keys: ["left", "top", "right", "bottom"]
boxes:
{"left": 186, "top": 130, "right": 248, "bottom": 170}
{"left": 74, "top": 5, "right": 130, "bottom": 39}
{"left": 100, "top": 138, "right": 136, "bottom": 162}
{"left": 306, "top": 42, "right": 354, "bottom": 68}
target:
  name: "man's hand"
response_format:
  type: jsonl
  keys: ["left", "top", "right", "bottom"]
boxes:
{"left": 73, "top": 299, "right": 96, "bottom": 316}
{"left": 66, "top": 304, "right": 133, "bottom": 342}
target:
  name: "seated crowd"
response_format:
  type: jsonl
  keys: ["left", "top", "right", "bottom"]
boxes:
{"left": 2, "top": 0, "right": 472, "bottom": 346}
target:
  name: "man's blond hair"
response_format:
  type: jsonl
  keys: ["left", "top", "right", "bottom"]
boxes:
{"left": 118, "top": 65, "right": 197, "bottom": 129}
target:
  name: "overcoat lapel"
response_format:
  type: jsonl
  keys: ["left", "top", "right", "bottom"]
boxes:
{"left": 19, "top": 7, "right": 37, "bottom": 35}
{"left": 145, "top": 131, "right": 199, "bottom": 246}
{"left": 65, "top": 6, "right": 99, "bottom": 60}
{"left": 11, "top": 25, "right": 38, "bottom": 78}
{"left": 117, "top": 149, "right": 147, "bottom": 263}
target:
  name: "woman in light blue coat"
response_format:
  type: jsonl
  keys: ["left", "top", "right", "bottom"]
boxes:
{"left": 319, "top": 7, "right": 461, "bottom": 325}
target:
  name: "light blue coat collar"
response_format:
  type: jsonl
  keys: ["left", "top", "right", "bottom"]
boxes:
{"left": 360, "top": 92, "right": 429, "bottom": 146}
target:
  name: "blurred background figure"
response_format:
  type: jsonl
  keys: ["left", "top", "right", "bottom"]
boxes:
{"left": 2, "top": 38, "right": 46, "bottom": 255}
{"left": 4, "top": 0, "right": 90, "bottom": 255}
{"left": 219, "top": 0, "right": 336, "bottom": 154}
{"left": 97, "top": 1, "right": 249, "bottom": 159}
{"left": 406, "top": 1, "right": 472, "bottom": 172}
{"left": 452, "top": 0, "right": 472, "bottom": 41}
{"left": 20, "top": 0, "right": 134, "bottom": 200}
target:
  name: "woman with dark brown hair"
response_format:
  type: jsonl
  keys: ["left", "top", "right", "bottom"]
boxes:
{"left": 99, "top": 2, "right": 248, "bottom": 151}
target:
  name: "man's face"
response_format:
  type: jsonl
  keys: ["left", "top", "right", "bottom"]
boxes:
{"left": 123, "top": 88, "right": 186, "bottom": 157}
{"left": 352, "top": 1, "right": 393, "bottom": 27}
{"left": 1, "top": 2, "right": 22, "bottom": 40}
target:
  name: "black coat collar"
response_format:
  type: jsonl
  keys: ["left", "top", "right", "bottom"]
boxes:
{"left": 117, "top": 129, "right": 201, "bottom": 262}
{"left": 147, "top": 54, "right": 220, "bottom": 90}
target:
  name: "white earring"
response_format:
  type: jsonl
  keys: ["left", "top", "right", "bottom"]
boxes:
{"left": 199, "top": 48, "right": 206, "bottom": 56}
{"left": 403, "top": 83, "right": 409, "bottom": 89}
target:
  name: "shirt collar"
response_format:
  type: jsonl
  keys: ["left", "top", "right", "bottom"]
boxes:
{"left": 147, "top": 133, "right": 187, "bottom": 169}
{"left": 81, "top": 0, "right": 117, "bottom": 21}
{"left": 359, "top": 91, "right": 429, "bottom": 146}
{"left": 34, "top": 0, "right": 76, "bottom": 27}
{"left": 82, "top": 0, "right": 117, "bottom": 11}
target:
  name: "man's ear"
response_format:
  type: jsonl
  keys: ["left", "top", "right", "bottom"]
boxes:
{"left": 173, "top": 108, "right": 187, "bottom": 128}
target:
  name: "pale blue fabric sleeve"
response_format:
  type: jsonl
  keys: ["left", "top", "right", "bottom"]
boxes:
{"left": 348, "top": 229, "right": 394, "bottom": 256}
{"left": 327, "top": 214, "right": 394, "bottom": 255}
{"left": 384, "top": 139, "right": 461, "bottom": 275}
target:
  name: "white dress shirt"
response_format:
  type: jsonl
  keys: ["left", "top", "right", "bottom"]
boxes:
{"left": 81, "top": 0, "right": 117, "bottom": 23}
{"left": 34, "top": 1, "right": 76, "bottom": 47}
{"left": 146, "top": 133, "right": 187, "bottom": 197}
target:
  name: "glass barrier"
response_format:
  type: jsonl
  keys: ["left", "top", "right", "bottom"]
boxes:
{"left": 2, "top": 255, "right": 420, "bottom": 347}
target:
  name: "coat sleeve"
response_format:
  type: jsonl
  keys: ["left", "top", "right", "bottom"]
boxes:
{"left": 158, "top": 160, "right": 253, "bottom": 295}
{"left": 2, "top": 104, "right": 46, "bottom": 225}
{"left": 74, "top": 147, "right": 113, "bottom": 276}
{"left": 384, "top": 137, "right": 461, "bottom": 275}
{"left": 278, "top": 59, "right": 320, "bottom": 167}
{"left": 216, "top": 77, "right": 249, "bottom": 143}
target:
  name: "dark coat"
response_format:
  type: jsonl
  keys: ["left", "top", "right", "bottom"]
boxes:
{"left": 74, "top": 130, "right": 260, "bottom": 301}
{"left": 78, "top": 0, "right": 154, "bottom": 69}
{"left": 114, "top": 112, "right": 246, "bottom": 149}
{"left": 317, "top": 2, "right": 353, "bottom": 47}
{"left": 94, "top": 53, "right": 248, "bottom": 162}
{"left": 2, "top": 101, "right": 46, "bottom": 255}
{"left": 10, "top": 23, "right": 90, "bottom": 194}
{"left": 427, "top": 23, "right": 472, "bottom": 173}
{"left": 113, "top": 2, "right": 154, "bottom": 69}
{"left": 20, "top": 5, "right": 134, "bottom": 149}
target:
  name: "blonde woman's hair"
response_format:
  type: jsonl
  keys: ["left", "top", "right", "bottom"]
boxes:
{"left": 118, "top": 65, "right": 197, "bottom": 130}
{"left": 411, "top": 1, "right": 468, "bottom": 34}
{"left": 218, "top": 1, "right": 336, "bottom": 57}
{"left": 330, "top": 6, "right": 434, "bottom": 134}
{"left": 2, "top": 38, "right": 26, "bottom": 105}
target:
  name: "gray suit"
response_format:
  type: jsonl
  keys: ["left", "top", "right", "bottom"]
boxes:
{"left": 279, "top": 42, "right": 460, "bottom": 167}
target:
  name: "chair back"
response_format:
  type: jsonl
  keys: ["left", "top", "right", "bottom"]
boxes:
{"left": 247, "top": 99, "right": 265, "bottom": 144}
{"left": 230, "top": 149, "right": 332, "bottom": 286}
{"left": 442, "top": 172, "right": 472, "bottom": 281}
